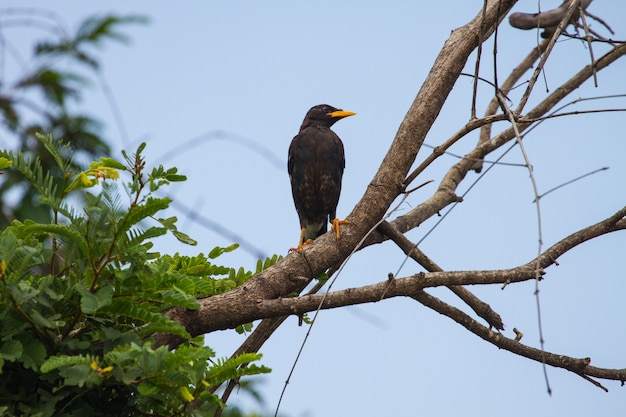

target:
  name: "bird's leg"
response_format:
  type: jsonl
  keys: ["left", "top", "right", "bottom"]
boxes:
{"left": 331, "top": 218, "right": 350, "bottom": 239}
{"left": 289, "top": 228, "right": 313, "bottom": 252}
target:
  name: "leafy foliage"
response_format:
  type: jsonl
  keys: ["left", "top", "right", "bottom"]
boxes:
{"left": 0, "top": 136, "right": 270, "bottom": 416}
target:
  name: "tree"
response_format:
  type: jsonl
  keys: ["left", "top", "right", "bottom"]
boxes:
{"left": 1, "top": 1, "right": 625, "bottom": 416}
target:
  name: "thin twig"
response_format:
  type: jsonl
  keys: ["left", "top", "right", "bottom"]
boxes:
{"left": 472, "top": 38, "right": 551, "bottom": 172}
{"left": 534, "top": 166, "right": 609, "bottom": 202}
{"left": 497, "top": 90, "right": 551, "bottom": 394}
{"left": 403, "top": 114, "right": 508, "bottom": 189}
{"left": 421, "top": 142, "right": 527, "bottom": 167}
{"left": 515, "top": 0, "right": 582, "bottom": 115}
{"left": 578, "top": 4, "right": 598, "bottom": 86}
{"left": 471, "top": 0, "right": 489, "bottom": 119}
{"left": 584, "top": 10, "right": 615, "bottom": 35}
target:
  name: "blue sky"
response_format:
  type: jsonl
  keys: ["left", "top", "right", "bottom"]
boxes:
{"left": 2, "top": 2, "right": 626, "bottom": 416}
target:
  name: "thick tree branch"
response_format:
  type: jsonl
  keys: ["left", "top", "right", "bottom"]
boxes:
{"left": 254, "top": 268, "right": 536, "bottom": 318}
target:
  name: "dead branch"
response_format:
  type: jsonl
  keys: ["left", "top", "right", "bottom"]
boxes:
{"left": 509, "top": 0, "right": 593, "bottom": 38}
{"left": 412, "top": 290, "right": 625, "bottom": 386}
{"left": 377, "top": 220, "right": 505, "bottom": 330}
{"left": 471, "top": 38, "right": 550, "bottom": 173}
{"left": 375, "top": 42, "right": 626, "bottom": 243}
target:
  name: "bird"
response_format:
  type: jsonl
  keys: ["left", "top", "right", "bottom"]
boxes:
{"left": 288, "top": 104, "right": 356, "bottom": 252}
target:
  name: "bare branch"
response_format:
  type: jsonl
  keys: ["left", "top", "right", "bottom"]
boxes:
{"left": 515, "top": 0, "right": 582, "bottom": 114}
{"left": 261, "top": 207, "right": 626, "bottom": 323}
{"left": 578, "top": 4, "right": 598, "bottom": 86}
{"left": 509, "top": 0, "right": 592, "bottom": 38}
{"left": 378, "top": 220, "right": 504, "bottom": 330}
{"left": 523, "top": 207, "right": 626, "bottom": 271}
{"left": 383, "top": 43, "right": 626, "bottom": 241}
{"left": 404, "top": 114, "right": 507, "bottom": 189}
{"left": 584, "top": 10, "right": 615, "bottom": 35}
{"left": 471, "top": 38, "right": 550, "bottom": 173}
{"left": 412, "top": 290, "right": 626, "bottom": 385}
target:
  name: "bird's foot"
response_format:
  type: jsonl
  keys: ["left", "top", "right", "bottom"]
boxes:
{"left": 331, "top": 218, "right": 349, "bottom": 239}
{"left": 289, "top": 239, "right": 313, "bottom": 253}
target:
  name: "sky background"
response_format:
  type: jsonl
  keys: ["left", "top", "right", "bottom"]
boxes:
{"left": 2, "top": 1, "right": 625, "bottom": 416}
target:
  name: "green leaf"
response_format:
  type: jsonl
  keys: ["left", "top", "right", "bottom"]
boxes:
{"left": 0, "top": 148, "right": 61, "bottom": 210}
{"left": 103, "top": 298, "right": 191, "bottom": 338}
{"left": 21, "top": 222, "right": 89, "bottom": 258}
{"left": 90, "top": 156, "right": 127, "bottom": 170}
{"left": 161, "top": 287, "right": 200, "bottom": 310}
{"left": 80, "top": 285, "right": 114, "bottom": 314}
{"left": 137, "top": 380, "right": 159, "bottom": 396}
{"left": 17, "top": 337, "right": 48, "bottom": 371}
{"left": 208, "top": 244, "right": 239, "bottom": 259}
{"left": 171, "top": 229, "right": 198, "bottom": 245}
{"left": 124, "top": 197, "right": 171, "bottom": 230}
{"left": 41, "top": 354, "right": 92, "bottom": 373}
{"left": 59, "top": 364, "right": 94, "bottom": 387}
{"left": 0, "top": 339, "right": 23, "bottom": 362}
{"left": 36, "top": 133, "right": 72, "bottom": 172}
{"left": 154, "top": 216, "right": 197, "bottom": 246}
{"left": 316, "top": 272, "right": 329, "bottom": 284}
{"left": 205, "top": 353, "right": 270, "bottom": 387}
{"left": 235, "top": 322, "right": 253, "bottom": 334}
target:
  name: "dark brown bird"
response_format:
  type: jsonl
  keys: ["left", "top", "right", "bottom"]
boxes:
{"left": 288, "top": 104, "right": 356, "bottom": 251}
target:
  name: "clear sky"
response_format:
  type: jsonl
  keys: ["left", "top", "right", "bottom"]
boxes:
{"left": 2, "top": 2, "right": 626, "bottom": 416}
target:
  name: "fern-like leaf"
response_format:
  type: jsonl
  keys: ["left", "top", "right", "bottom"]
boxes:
{"left": 41, "top": 354, "right": 93, "bottom": 373}
{"left": 0, "top": 149, "right": 61, "bottom": 210}
{"left": 35, "top": 133, "right": 73, "bottom": 173}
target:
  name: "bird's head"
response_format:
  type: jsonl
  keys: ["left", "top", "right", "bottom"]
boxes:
{"left": 300, "top": 104, "right": 356, "bottom": 129}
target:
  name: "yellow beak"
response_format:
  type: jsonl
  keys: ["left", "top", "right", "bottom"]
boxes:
{"left": 328, "top": 110, "right": 356, "bottom": 119}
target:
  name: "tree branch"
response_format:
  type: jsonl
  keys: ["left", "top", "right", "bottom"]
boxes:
{"left": 471, "top": 38, "right": 550, "bottom": 173}
{"left": 412, "top": 290, "right": 626, "bottom": 386}
{"left": 377, "top": 220, "right": 504, "bottom": 330}
{"left": 509, "top": 0, "right": 593, "bottom": 38}
{"left": 373, "top": 42, "right": 626, "bottom": 243}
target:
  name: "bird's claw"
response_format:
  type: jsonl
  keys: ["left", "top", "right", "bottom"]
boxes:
{"left": 331, "top": 218, "right": 349, "bottom": 239}
{"left": 289, "top": 239, "right": 313, "bottom": 253}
